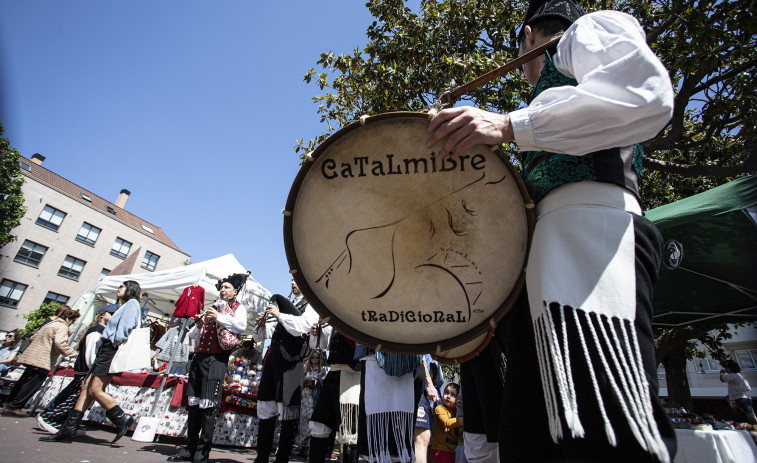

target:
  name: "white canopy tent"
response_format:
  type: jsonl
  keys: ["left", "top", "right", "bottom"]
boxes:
{"left": 70, "top": 254, "right": 272, "bottom": 339}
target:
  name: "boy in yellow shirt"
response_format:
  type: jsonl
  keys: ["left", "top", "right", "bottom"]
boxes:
{"left": 430, "top": 383, "right": 462, "bottom": 463}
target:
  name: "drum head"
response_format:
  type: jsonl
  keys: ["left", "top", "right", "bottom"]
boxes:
{"left": 284, "top": 112, "right": 533, "bottom": 357}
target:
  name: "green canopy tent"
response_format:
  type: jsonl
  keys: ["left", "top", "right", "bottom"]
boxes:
{"left": 646, "top": 175, "right": 757, "bottom": 327}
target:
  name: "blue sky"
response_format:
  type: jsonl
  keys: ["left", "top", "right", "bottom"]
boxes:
{"left": 0, "top": 1, "right": 412, "bottom": 296}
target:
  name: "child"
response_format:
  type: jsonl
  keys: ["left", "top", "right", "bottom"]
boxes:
{"left": 430, "top": 383, "right": 462, "bottom": 463}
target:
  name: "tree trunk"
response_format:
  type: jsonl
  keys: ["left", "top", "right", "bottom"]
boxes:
{"left": 661, "top": 344, "right": 693, "bottom": 410}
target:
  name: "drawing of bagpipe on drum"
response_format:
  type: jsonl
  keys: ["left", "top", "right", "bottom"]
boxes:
{"left": 284, "top": 112, "right": 534, "bottom": 363}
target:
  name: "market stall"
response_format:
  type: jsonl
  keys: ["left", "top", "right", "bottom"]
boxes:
{"left": 36, "top": 364, "right": 263, "bottom": 447}
{"left": 45, "top": 254, "right": 274, "bottom": 443}
{"left": 69, "top": 253, "right": 272, "bottom": 339}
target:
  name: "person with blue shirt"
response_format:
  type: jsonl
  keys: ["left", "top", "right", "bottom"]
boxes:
{"left": 42, "top": 280, "right": 142, "bottom": 444}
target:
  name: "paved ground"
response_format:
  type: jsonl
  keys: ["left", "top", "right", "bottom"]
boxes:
{"left": 0, "top": 412, "right": 311, "bottom": 463}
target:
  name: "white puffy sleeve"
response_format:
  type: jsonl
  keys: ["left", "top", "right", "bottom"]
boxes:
{"left": 216, "top": 304, "right": 247, "bottom": 335}
{"left": 509, "top": 11, "right": 674, "bottom": 155}
{"left": 278, "top": 303, "right": 320, "bottom": 338}
{"left": 310, "top": 324, "right": 332, "bottom": 350}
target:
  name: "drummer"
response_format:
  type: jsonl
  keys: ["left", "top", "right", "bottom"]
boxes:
{"left": 428, "top": 1, "right": 676, "bottom": 462}
{"left": 252, "top": 279, "right": 319, "bottom": 463}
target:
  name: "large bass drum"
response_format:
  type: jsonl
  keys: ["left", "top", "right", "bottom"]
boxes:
{"left": 284, "top": 112, "right": 533, "bottom": 362}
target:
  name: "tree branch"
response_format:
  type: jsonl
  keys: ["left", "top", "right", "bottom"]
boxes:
{"left": 644, "top": 143, "right": 757, "bottom": 176}
{"left": 646, "top": 72, "right": 706, "bottom": 152}
{"left": 692, "top": 59, "right": 757, "bottom": 95}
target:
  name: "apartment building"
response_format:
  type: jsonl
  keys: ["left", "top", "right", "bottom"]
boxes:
{"left": 659, "top": 325, "right": 757, "bottom": 418}
{"left": 0, "top": 154, "right": 190, "bottom": 330}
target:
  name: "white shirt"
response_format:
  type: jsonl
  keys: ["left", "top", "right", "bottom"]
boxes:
{"left": 252, "top": 295, "right": 319, "bottom": 342}
{"left": 84, "top": 329, "right": 104, "bottom": 369}
{"left": 723, "top": 372, "right": 751, "bottom": 400}
{"left": 309, "top": 324, "right": 332, "bottom": 350}
{"left": 509, "top": 11, "right": 674, "bottom": 155}
{"left": 188, "top": 302, "right": 248, "bottom": 342}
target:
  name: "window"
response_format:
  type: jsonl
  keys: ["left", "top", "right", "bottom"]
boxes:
{"left": 141, "top": 251, "right": 160, "bottom": 271}
{"left": 657, "top": 363, "right": 666, "bottom": 379}
{"left": 58, "top": 255, "right": 86, "bottom": 280}
{"left": 13, "top": 240, "right": 48, "bottom": 267}
{"left": 81, "top": 192, "right": 92, "bottom": 202}
{"left": 36, "top": 205, "right": 66, "bottom": 231}
{"left": 0, "top": 279, "right": 27, "bottom": 308}
{"left": 106, "top": 205, "right": 116, "bottom": 215}
{"left": 110, "top": 237, "right": 132, "bottom": 259}
{"left": 43, "top": 291, "right": 69, "bottom": 305}
{"left": 100, "top": 268, "right": 111, "bottom": 280}
{"left": 20, "top": 161, "right": 31, "bottom": 172}
{"left": 141, "top": 224, "right": 155, "bottom": 234}
{"left": 75, "top": 222, "right": 101, "bottom": 246}
{"left": 697, "top": 355, "right": 721, "bottom": 373}
{"left": 735, "top": 350, "right": 757, "bottom": 371}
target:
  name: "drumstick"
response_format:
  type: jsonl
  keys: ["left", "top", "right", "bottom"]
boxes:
{"left": 439, "top": 35, "right": 562, "bottom": 106}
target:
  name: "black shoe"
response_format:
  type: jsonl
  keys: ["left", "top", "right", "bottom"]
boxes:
{"left": 167, "top": 448, "right": 194, "bottom": 462}
{"left": 39, "top": 409, "right": 84, "bottom": 442}
{"left": 105, "top": 405, "right": 134, "bottom": 444}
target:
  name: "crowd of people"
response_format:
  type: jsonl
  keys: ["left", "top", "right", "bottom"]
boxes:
{"left": 3, "top": 0, "right": 756, "bottom": 462}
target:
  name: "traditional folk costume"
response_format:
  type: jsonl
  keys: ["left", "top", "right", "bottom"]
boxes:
{"left": 253, "top": 293, "right": 319, "bottom": 463}
{"left": 308, "top": 325, "right": 361, "bottom": 463}
{"left": 170, "top": 273, "right": 247, "bottom": 463}
{"left": 492, "top": 2, "right": 677, "bottom": 462}
{"left": 459, "top": 342, "right": 505, "bottom": 463}
{"left": 356, "top": 350, "right": 423, "bottom": 463}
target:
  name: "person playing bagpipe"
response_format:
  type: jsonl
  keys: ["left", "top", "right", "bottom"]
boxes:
{"left": 252, "top": 278, "right": 319, "bottom": 463}
{"left": 167, "top": 273, "right": 247, "bottom": 463}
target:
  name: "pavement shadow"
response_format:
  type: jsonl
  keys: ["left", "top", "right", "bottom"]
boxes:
{"left": 137, "top": 443, "right": 185, "bottom": 457}
{"left": 30, "top": 429, "right": 116, "bottom": 446}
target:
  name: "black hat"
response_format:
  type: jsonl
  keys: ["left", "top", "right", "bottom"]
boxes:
{"left": 521, "top": 0, "right": 585, "bottom": 33}
{"left": 216, "top": 273, "right": 247, "bottom": 291}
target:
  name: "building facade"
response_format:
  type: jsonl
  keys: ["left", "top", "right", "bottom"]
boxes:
{"left": 659, "top": 325, "right": 757, "bottom": 420}
{"left": 0, "top": 154, "right": 190, "bottom": 330}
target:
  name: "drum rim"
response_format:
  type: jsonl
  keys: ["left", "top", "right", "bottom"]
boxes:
{"left": 284, "top": 111, "right": 534, "bottom": 358}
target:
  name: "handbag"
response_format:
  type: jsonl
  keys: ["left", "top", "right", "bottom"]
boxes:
{"left": 218, "top": 326, "right": 241, "bottom": 351}
{"left": 216, "top": 301, "right": 241, "bottom": 351}
{"left": 109, "top": 326, "right": 152, "bottom": 374}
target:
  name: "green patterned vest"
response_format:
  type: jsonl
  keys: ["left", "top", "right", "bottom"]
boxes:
{"left": 520, "top": 53, "right": 644, "bottom": 204}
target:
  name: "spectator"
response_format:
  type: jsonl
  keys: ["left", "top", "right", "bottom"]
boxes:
{"left": 15, "top": 305, "right": 68, "bottom": 357}
{"left": 41, "top": 280, "right": 142, "bottom": 444}
{"left": 430, "top": 383, "right": 462, "bottom": 463}
{"left": 296, "top": 347, "right": 328, "bottom": 457}
{"left": 231, "top": 340, "right": 262, "bottom": 366}
{"left": 36, "top": 304, "right": 118, "bottom": 434}
{"left": 2, "top": 307, "right": 79, "bottom": 416}
{"left": 720, "top": 359, "right": 757, "bottom": 425}
{"left": 414, "top": 356, "right": 443, "bottom": 463}
{"left": 0, "top": 330, "right": 21, "bottom": 376}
